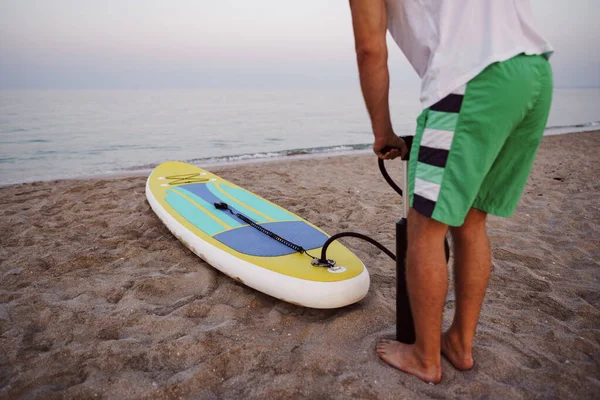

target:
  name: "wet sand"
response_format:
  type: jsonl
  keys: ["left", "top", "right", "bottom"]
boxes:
{"left": 1, "top": 131, "right": 599, "bottom": 399}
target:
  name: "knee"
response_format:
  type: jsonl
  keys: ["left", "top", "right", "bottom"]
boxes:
{"left": 408, "top": 208, "right": 448, "bottom": 242}
{"left": 452, "top": 208, "right": 487, "bottom": 241}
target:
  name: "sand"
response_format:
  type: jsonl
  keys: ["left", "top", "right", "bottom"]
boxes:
{"left": 1, "top": 131, "right": 599, "bottom": 399}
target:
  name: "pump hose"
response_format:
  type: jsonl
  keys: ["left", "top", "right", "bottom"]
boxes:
{"left": 319, "top": 231, "right": 397, "bottom": 263}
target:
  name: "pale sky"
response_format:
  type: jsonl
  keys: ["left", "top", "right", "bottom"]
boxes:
{"left": 0, "top": 0, "right": 598, "bottom": 89}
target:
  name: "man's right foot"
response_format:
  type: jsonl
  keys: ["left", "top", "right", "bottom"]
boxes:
{"left": 376, "top": 339, "right": 442, "bottom": 384}
{"left": 441, "top": 331, "right": 474, "bottom": 371}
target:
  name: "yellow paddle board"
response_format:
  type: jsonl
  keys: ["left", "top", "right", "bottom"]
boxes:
{"left": 146, "top": 161, "right": 369, "bottom": 308}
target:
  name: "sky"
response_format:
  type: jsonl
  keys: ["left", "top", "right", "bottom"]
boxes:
{"left": 0, "top": 0, "right": 598, "bottom": 89}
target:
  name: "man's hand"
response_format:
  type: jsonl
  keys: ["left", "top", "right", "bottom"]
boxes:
{"left": 373, "top": 132, "right": 408, "bottom": 160}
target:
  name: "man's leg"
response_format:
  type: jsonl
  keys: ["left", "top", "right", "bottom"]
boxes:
{"left": 442, "top": 208, "right": 490, "bottom": 370}
{"left": 376, "top": 208, "right": 448, "bottom": 383}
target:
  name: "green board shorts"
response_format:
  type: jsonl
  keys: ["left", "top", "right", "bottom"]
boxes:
{"left": 408, "top": 54, "right": 553, "bottom": 227}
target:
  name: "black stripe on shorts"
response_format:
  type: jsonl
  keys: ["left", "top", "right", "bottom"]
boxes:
{"left": 429, "top": 94, "right": 463, "bottom": 113}
{"left": 418, "top": 145, "right": 449, "bottom": 168}
{"left": 413, "top": 194, "right": 436, "bottom": 218}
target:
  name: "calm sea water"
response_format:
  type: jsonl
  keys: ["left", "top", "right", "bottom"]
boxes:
{"left": 0, "top": 88, "right": 598, "bottom": 185}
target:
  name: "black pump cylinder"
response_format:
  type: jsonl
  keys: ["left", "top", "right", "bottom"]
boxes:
{"left": 395, "top": 218, "right": 415, "bottom": 344}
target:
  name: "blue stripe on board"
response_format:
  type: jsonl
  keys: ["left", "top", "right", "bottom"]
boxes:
{"left": 219, "top": 184, "right": 299, "bottom": 222}
{"left": 165, "top": 190, "right": 227, "bottom": 236}
{"left": 172, "top": 186, "right": 243, "bottom": 228}
{"left": 213, "top": 220, "right": 327, "bottom": 257}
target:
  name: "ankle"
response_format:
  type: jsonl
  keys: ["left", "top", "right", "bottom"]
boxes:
{"left": 413, "top": 346, "right": 442, "bottom": 369}
{"left": 444, "top": 328, "right": 473, "bottom": 354}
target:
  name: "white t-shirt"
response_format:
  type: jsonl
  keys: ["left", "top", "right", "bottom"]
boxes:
{"left": 385, "top": 0, "right": 553, "bottom": 109}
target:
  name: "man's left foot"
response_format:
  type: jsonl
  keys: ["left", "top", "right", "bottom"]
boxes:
{"left": 376, "top": 339, "right": 442, "bottom": 383}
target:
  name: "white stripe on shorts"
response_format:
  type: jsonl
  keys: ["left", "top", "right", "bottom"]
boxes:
{"left": 414, "top": 177, "right": 441, "bottom": 202}
{"left": 421, "top": 128, "right": 454, "bottom": 150}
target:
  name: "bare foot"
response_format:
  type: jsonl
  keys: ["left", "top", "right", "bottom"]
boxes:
{"left": 441, "top": 331, "right": 474, "bottom": 371}
{"left": 376, "top": 339, "right": 442, "bottom": 383}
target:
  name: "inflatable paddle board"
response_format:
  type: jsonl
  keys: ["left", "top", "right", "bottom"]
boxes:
{"left": 146, "top": 161, "right": 369, "bottom": 308}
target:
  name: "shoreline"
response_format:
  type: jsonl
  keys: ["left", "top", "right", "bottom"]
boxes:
{"left": 81, "top": 147, "right": 374, "bottom": 184}
{"left": 2, "top": 128, "right": 597, "bottom": 188}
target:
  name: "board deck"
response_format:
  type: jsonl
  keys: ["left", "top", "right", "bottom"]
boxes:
{"left": 146, "top": 161, "right": 370, "bottom": 308}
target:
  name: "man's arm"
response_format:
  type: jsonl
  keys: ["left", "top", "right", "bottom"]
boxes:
{"left": 349, "top": 0, "right": 406, "bottom": 159}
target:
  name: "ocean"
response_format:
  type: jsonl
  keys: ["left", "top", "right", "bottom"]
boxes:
{"left": 0, "top": 88, "right": 598, "bottom": 185}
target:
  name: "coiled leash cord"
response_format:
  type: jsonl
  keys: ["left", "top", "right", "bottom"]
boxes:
{"left": 214, "top": 201, "right": 322, "bottom": 261}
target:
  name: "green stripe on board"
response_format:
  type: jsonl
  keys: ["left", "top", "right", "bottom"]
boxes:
{"left": 426, "top": 110, "right": 459, "bottom": 131}
{"left": 415, "top": 162, "right": 445, "bottom": 185}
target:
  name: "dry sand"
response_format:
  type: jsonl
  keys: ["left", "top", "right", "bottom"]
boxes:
{"left": 1, "top": 131, "right": 599, "bottom": 399}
